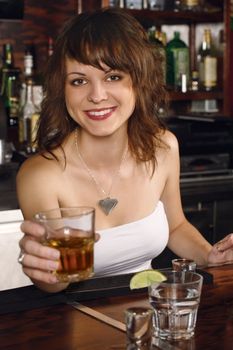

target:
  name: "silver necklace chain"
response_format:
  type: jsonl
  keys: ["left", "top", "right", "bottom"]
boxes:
{"left": 74, "top": 129, "right": 128, "bottom": 198}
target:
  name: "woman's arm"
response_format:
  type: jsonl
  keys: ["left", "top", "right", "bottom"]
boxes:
{"left": 161, "top": 131, "right": 213, "bottom": 266}
{"left": 16, "top": 156, "right": 69, "bottom": 293}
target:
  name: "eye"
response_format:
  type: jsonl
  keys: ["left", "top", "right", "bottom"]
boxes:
{"left": 106, "top": 74, "right": 122, "bottom": 82}
{"left": 70, "top": 78, "right": 88, "bottom": 86}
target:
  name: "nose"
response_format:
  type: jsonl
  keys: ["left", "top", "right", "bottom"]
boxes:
{"left": 87, "top": 81, "right": 108, "bottom": 104}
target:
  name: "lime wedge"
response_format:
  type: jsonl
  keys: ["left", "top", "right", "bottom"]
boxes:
{"left": 129, "top": 269, "right": 167, "bottom": 290}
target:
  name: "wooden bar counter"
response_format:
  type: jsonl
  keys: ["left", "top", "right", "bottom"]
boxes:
{"left": 0, "top": 265, "right": 232, "bottom": 350}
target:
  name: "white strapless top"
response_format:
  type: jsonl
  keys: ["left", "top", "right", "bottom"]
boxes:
{"left": 94, "top": 201, "right": 169, "bottom": 276}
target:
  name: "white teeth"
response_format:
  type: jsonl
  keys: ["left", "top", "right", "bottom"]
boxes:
{"left": 88, "top": 108, "right": 112, "bottom": 117}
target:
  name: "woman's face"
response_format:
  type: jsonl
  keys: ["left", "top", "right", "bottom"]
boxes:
{"left": 65, "top": 58, "right": 136, "bottom": 137}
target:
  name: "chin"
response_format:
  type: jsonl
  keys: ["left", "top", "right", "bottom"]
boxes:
{"left": 87, "top": 126, "right": 122, "bottom": 138}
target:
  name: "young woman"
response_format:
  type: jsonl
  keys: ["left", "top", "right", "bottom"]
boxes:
{"left": 17, "top": 7, "right": 233, "bottom": 293}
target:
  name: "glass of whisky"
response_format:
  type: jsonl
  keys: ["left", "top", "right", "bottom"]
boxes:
{"left": 35, "top": 206, "right": 95, "bottom": 283}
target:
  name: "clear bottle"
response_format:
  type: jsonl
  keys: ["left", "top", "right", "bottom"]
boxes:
{"left": 19, "top": 78, "right": 39, "bottom": 154}
{"left": 25, "top": 47, "right": 43, "bottom": 112}
{"left": 166, "top": 31, "right": 190, "bottom": 90}
{"left": 19, "top": 47, "right": 42, "bottom": 153}
{"left": 197, "top": 28, "right": 217, "bottom": 91}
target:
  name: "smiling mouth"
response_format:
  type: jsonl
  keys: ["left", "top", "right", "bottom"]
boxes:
{"left": 85, "top": 107, "right": 116, "bottom": 120}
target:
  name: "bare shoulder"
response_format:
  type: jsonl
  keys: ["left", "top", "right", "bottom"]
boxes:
{"left": 157, "top": 129, "right": 179, "bottom": 162}
{"left": 16, "top": 153, "right": 63, "bottom": 219}
{"left": 17, "top": 152, "right": 62, "bottom": 184}
{"left": 161, "top": 129, "right": 179, "bottom": 151}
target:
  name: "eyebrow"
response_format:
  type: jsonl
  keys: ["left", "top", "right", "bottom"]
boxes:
{"left": 66, "top": 68, "right": 113, "bottom": 77}
{"left": 66, "top": 71, "right": 86, "bottom": 76}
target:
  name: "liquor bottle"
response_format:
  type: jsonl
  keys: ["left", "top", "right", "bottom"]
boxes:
{"left": 0, "top": 43, "right": 21, "bottom": 127}
{"left": 166, "top": 31, "right": 190, "bottom": 90}
{"left": 148, "top": 27, "right": 166, "bottom": 84}
{"left": 20, "top": 47, "right": 43, "bottom": 133}
{"left": 190, "top": 70, "right": 199, "bottom": 91}
{"left": 18, "top": 78, "right": 39, "bottom": 154}
{"left": 125, "top": 0, "right": 143, "bottom": 9}
{"left": 197, "top": 28, "right": 217, "bottom": 91}
{"left": 19, "top": 47, "right": 41, "bottom": 153}
{"left": 181, "top": 0, "right": 201, "bottom": 11}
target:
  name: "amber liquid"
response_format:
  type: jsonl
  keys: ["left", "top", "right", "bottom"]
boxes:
{"left": 45, "top": 231, "right": 94, "bottom": 283}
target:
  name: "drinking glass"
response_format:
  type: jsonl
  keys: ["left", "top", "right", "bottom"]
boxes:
{"left": 125, "top": 307, "right": 153, "bottom": 349}
{"left": 34, "top": 207, "right": 95, "bottom": 283}
{"left": 172, "top": 258, "right": 197, "bottom": 272}
{"left": 149, "top": 270, "right": 203, "bottom": 340}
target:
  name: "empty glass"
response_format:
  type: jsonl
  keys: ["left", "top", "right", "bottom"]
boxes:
{"left": 125, "top": 307, "right": 153, "bottom": 349}
{"left": 172, "top": 258, "right": 197, "bottom": 272}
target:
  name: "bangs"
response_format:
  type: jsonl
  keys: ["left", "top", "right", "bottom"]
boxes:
{"left": 64, "top": 10, "right": 145, "bottom": 73}
{"left": 66, "top": 30, "right": 131, "bottom": 72}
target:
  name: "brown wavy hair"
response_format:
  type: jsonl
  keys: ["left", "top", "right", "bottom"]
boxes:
{"left": 37, "top": 7, "right": 168, "bottom": 170}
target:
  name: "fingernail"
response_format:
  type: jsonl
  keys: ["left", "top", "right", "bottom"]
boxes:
{"left": 49, "top": 261, "right": 59, "bottom": 270}
{"left": 51, "top": 250, "right": 60, "bottom": 260}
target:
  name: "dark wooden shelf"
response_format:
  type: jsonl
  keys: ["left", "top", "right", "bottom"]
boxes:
{"left": 168, "top": 90, "right": 223, "bottom": 101}
{"left": 0, "top": 19, "right": 22, "bottom": 23}
{"left": 128, "top": 9, "right": 223, "bottom": 25}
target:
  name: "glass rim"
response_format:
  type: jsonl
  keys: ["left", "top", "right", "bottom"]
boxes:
{"left": 149, "top": 270, "right": 203, "bottom": 287}
{"left": 172, "top": 258, "right": 196, "bottom": 264}
{"left": 34, "top": 206, "right": 95, "bottom": 221}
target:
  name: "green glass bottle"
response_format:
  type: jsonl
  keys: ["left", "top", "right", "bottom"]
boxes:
{"left": 0, "top": 43, "right": 21, "bottom": 127}
{"left": 166, "top": 31, "right": 190, "bottom": 90}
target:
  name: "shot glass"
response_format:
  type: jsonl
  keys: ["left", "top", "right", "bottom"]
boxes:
{"left": 148, "top": 270, "right": 203, "bottom": 340}
{"left": 35, "top": 206, "right": 95, "bottom": 283}
{"left": 125, "top": 307, "right": 153, "bottom": 349}
{"left": 172, "top": 258, "right": 197, "bottom": 272}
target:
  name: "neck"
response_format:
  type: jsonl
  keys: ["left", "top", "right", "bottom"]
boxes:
{"left": 75, "top": 128, "right": 128, "bottom": 170}
{"left": 74, "top": 128, "right": 128, "bottom": 216}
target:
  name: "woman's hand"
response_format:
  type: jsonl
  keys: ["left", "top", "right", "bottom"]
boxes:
{"left": 19, "top": 220, "right": 100, "bottom": 289}
{"left": 207, "top": 233, "right": 233, "bottom": 265}
{"left": 19, "top": 220, "right": 61, "bottom": 285}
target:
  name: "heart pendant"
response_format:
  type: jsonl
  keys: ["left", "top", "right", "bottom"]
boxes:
{"left": 98, "top": 197, "right": 118, "bottom": 216}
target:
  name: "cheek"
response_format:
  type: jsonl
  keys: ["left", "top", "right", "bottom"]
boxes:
{"left": 124, "top": 89, "right": 136, "bottom": 113}
{"left": 65, "top": 88, "right": 81, "bottom": 114}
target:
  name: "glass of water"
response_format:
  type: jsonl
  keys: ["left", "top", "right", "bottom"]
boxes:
{"left": 148, "top": 270, "right": 203, "bottom": 340}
